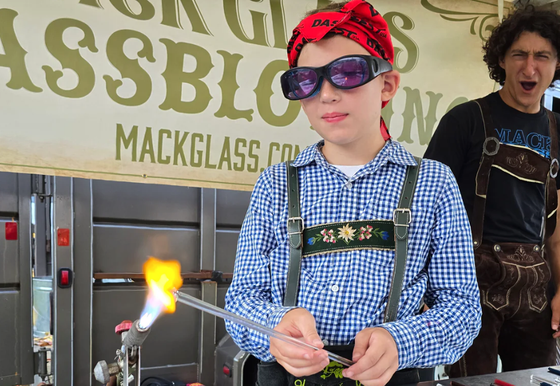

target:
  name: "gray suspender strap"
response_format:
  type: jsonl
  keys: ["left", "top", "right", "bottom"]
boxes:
{"left": 384, "top": 156, "right": 422, "bottom": 323}
{"left": 285, "top": 161, "right": 303, "bottom": 307}
{"left": 284, "top": 157, "right": 422, "bottom": 316}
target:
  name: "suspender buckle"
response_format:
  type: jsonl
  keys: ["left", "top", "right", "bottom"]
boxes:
{"left": 393, "top": 208, "right": 411, "bottom": 227}
{"left": 550, "top": 158, "right": 559, "bottom": 178}
{"left": 287, "top": 217, "right": 305, "bottom": 235}
{"left": 483, "top": 137, "right": 500, "bottom": 156}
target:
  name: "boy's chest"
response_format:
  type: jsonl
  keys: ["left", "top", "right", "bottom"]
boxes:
{"left": 295, "top": 172, "right": 406, "bottom": 226}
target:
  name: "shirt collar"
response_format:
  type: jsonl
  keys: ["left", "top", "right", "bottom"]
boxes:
{"left": 291, "top": 139, "right": 418, "bottom": 170}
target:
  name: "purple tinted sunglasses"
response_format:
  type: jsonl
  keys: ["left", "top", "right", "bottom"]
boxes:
{"left": 280, "top": 54, "right": 393, "bottom": 101}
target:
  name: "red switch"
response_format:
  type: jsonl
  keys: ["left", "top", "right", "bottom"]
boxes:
{"left": 57, "top": 228, "right": 70, "bottom": 246}
{"left": 5, "top": 222, "right": 17, "bottom": 240}
{"left": 61, "top": 271, "right": 69, "bottom": 285}
{"left": 223, "top": 365, "right": 231, "bottom": 377}
{"left": 58, "top": 268, "right": 73, "bottom": 288}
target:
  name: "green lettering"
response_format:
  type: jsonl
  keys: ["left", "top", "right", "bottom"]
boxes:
{"left": 159, "top": 39, "right": 213, "bottom": 114}
{"left": 139, "top": 127, "right": 156, "bottom": 163}
{"left": 233, "top": 138, "right": 246, "bottom": 171}
{"left": 224, "top": 0, "right": 269, "bottom": 47}
{"left": 190, "top": 133, "right": 204, "bottom": 167}
{"left": 158, "top": 129, "right": 172, "bottom": 164}
{"left": 161, "top": 0, "right": 211, "bottom": 35}
{"left": 248, "top": 140, "right": 260, "bottom": 172}
{"left": 214, "top": 50, "right": 253, "bottom": 121}
{"left": 281, "top": 144, "right": 292, "bottom": 162}
{"left": 0, "top": 9, "right": 41, "bottom": 92}
{"left": 174, "top": 130, "right": 189, "bottom": 166}
{"left": 294, "top": 145, "right": 301, "bottom": 158}
{"left": 104, "top": 30, "right": 155, "bottom": 106}
{"left": 268, "top": 142, "right": 280, "bottom": 167}
{"left": 255, "top": 60, "right": 301, "bottom": 127}
{"left": 316, "top": 0, "right": 332, "bottom": 8}
{"left": 381, "top": 99, "right": 394, "bottom": 131}
{"left": 270, "top": 0, "right": 287, "bottom": 48}
{"left": 398, "top": 87, "right": 443, "bottom": 145}
{"left": 218, "top": 137, "right": 232, "bottom": 170}
{"left": 116, "top": 124, "right": 138, "bottom": 161}
{"left": 205, "top": 134, "right": 217, "bottom": 169}
{"left": 79, "top": 0, "right": 102, "bottom": 7}
{"left": 109, "top": 0, "right": 155, "bottom": 20}
{"left": 43, "top": 18, "right": 97, "bottom": 98}
{"left": 384, "top": 12, "right": 419, "bottom": 74}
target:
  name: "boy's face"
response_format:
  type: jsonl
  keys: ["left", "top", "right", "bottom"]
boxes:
{"left": 297, "top": 35, "right": 397, "bottom": 152}
{"left": 500, "top": 31, "right": 560, "bottom": 113}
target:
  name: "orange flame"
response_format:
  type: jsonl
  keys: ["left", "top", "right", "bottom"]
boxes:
{"left": 143, "top": 257, "right": 183, "bottom": 313}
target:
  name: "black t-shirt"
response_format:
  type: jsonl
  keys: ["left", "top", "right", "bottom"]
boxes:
{"left": 424, "top": 91, "right": 560, "bottom": 244}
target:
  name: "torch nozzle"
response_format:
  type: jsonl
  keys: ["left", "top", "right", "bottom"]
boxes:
{"left": 122, "top": 319, "right": 151, "bottom": 347}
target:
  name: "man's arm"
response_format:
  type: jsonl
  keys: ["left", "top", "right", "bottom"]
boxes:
{"left": 547, "top": 190, "right": 560, "bottom": 337}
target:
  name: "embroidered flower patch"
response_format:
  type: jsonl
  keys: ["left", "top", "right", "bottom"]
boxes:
{"left": 307, "top": 224, "right": 389, "bottom": 246}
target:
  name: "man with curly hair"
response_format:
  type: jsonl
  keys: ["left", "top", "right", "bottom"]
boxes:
{"left": 425, "top": 7, "right": 560, "bottom": 376}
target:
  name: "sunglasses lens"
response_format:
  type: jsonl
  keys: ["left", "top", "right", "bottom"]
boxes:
{"left": 329, "top": 57, "right": 369, "bottom": 88}
{"left": 280, "top": 56, "right": 383, "bottom": 100}
{"left": 281, "top": 68, "right": 318, "bottom": 100}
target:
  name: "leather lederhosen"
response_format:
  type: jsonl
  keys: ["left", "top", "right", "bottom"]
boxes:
{"left": 471, "top": 98, "right": 558, "bottom": 312}
{"left": 449, "top": 98, "right": 559, "bottom": 377}
{"left": 471, "top": 98, "right": 559, "bottom": 250}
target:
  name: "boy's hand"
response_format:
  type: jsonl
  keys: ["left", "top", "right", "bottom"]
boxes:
{"left": 270, "top": 308, "right": 329, "bottom": 377}
{"left": 342, "top": 327, "right": 398, "bottom": 386}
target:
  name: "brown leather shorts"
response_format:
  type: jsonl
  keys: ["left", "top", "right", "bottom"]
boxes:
{"left": 476, "top": 242, "right": 550, "bottom": 314}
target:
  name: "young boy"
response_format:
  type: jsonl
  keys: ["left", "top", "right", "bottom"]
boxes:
{"left": 225, "top": 1, "right": 481, "bottom": 385}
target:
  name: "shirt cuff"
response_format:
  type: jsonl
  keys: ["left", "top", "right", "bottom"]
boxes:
{"left": 379, "top": 321, "right": 420, "bottom": 369}
{"left": 267, "top": 305, "right": 300, "bottom": 329}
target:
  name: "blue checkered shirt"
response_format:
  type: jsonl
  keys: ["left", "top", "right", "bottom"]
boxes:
{"left": 225, "top": 139, "right": 481, "bottom": 369}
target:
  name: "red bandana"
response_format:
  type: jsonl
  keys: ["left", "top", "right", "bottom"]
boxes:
{"left": 287, "top": 0, "right": 395, "bottom": 140}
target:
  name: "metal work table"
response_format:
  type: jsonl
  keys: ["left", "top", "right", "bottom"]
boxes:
{"left": 404, "top": 367, "right": 558, "bottom": 386}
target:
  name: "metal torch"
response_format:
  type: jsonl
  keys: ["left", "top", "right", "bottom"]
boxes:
{"left": 93, "top": 319, "right": 151, "bottom": 386}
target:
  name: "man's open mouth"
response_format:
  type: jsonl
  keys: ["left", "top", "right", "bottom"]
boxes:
{"left": 520, "top": 81, "right": 537, "bottom": 91}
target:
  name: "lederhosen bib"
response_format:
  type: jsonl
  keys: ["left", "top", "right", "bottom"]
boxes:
{"left": 256, "top": 158, "right": 434, "bottom": 386}
{"left": 471, "top": 98, "right": 559, "bottom": 313}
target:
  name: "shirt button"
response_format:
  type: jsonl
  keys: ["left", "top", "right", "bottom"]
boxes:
{"left": 345, "top": 182, "right": 352, "bottom": 189}
{"left": 331, "top": 284, "right": 339, "bottom": 292}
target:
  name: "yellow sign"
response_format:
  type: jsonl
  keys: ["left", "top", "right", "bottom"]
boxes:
{"left": 0, "top": 0, "right": 499, "bottom": 190}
